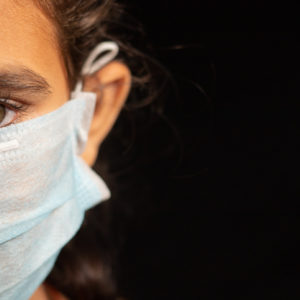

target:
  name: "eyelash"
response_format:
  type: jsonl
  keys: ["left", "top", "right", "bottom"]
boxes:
{"left": 0, "top": 97, "right": 29, "bottom": 125}
{"left": 0, "top": 98, "right": 24, "bottom": 110}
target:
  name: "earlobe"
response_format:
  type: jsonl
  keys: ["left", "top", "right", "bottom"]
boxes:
{"left": 80, "top": 61, "right": 131, "bottom": 166}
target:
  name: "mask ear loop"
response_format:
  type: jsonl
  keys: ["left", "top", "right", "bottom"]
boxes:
{"left": 71, "top": 41, "right": 119, "bottom": 98}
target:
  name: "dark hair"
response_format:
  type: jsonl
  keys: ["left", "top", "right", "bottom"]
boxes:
{"left": 31, "top": 1, "right": 179, "bottom": 299}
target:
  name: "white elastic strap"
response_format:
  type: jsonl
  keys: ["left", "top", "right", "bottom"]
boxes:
{"left": 81, "top": 42, "right": 119, "bottom": 76}
{"left": 0, "top": 139, "right": 19, "bottom": 153}
{"left": 72, "top": 41, "right": 119, "bottom": 96}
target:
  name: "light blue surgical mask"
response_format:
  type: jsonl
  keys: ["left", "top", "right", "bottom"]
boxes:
{"left": 0, "top": 41, "right": 119, "bottom": 300}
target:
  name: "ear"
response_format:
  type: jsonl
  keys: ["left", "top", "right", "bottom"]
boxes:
{"left": 80, "top": 61, "right": 131, "bottom": 166}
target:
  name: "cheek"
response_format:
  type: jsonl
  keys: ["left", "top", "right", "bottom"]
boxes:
{"left": 32, "top": 93, "right": 69, "bottom": 118}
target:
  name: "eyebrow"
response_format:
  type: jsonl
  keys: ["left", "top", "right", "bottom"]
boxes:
{"left": 0, "top": 65, "right": 52, "bottom": 97}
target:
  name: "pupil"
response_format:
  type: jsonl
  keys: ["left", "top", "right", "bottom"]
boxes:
{"left": 0, "top": 105, "right": 5, "bottom": 123}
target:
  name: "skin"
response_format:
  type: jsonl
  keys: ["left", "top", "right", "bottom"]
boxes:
{"left": 1, "top": 1, "right": 131, "bottom": 299}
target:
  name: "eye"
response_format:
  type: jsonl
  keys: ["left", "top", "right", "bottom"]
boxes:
{"left": 0, "top": 100, "right": 18, "bottom": 128}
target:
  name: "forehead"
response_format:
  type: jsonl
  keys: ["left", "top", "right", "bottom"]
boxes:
{"left": 1, "top": 1, "right": 58, "bottom": 68}
{"left": 0, "top": 0, "right": 68, "bottom": 97}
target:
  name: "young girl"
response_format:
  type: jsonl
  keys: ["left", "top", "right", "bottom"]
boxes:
{"left": 1, "top": 0, "right": 174, "bottom": 299}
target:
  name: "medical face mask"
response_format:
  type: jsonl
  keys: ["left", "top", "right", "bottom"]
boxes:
{"left": 0, "top": 41, "right": 119, "bottom": 300}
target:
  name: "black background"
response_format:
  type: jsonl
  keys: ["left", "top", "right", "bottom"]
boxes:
{"left": 113, "top": 2, "right": 293, "bottom": 299}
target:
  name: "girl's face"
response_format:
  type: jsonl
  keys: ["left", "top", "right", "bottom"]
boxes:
{"left": 0, "top": 0, "right": 69, "bottom": 125}
{"left": 1, "top": 0, "right": 131, "bottom": 166}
